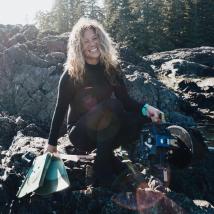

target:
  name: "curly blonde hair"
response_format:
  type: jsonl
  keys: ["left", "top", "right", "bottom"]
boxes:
{"left": 64, "top": 18, "right": 120, "bottom": 83}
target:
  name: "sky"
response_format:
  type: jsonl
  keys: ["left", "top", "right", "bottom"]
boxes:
{"left": 0, "top": 0, "right": 54, "bottom": 25}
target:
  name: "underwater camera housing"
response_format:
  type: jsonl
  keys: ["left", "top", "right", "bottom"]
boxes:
{"left": 140, "top": 124, "right": 193, "bottom": 169}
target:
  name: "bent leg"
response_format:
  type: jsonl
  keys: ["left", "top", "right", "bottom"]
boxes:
{"left": 68, "top": 98, "right": 124, "bottom": 151}
{"left": 68, "top": 98, "right": 145, "bottom": 185}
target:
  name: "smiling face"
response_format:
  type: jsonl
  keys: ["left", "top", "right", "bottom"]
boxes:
{"left": 82, "top": 27, "right": 101, "bottom": 65}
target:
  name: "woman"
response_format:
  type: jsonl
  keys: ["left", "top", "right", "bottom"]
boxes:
{"left": 45, "top": 18, "right": 164, "bottom": 186}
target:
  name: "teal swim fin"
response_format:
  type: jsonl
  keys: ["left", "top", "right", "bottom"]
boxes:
{"left": 16, "top": 153, "right": 70, "bottom": 198}
{"left": 35, "top": 156, "right": 70, "bottom": 195}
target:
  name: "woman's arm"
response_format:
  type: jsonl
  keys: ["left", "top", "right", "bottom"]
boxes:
{"left": 46, "top": 71, "right": 72, "bottom": 150}
{"left": 113, "top": 72, "right": 164, "bottom": 123}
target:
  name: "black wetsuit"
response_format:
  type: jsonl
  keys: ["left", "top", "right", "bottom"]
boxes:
{"left": 48, "top": 62, "right": 151, "bottom": 183}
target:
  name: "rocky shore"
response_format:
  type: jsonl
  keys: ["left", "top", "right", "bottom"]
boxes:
{"left": 0, "top": 24, "right": 213, "bottom": 213}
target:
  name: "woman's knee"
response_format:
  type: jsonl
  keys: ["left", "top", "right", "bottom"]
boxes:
{"left": 68, "top": 125, "right": 96, "bottom": 152}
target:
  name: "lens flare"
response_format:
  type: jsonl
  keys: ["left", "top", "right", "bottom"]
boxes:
{"left": 112, "top": 181, "right": 185, "bottom": 213}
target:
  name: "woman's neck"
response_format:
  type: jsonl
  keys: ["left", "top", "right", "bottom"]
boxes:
{"left": 85, "top": 61, "right": 102, "bottom": 70}
{"left": 85, "top": 59, "right": 100, "bottom": 65}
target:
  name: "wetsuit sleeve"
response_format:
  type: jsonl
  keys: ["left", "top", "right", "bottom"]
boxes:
{"left": 48, "top": 71, "right": 72, "bottom": 146}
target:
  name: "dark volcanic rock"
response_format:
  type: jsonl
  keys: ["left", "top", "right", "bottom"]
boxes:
{"left": 19, "top": 123, "right": 47, "bottom": 138}
{"left": 39, "top": 35, "right": 68, "bottom": 53}
{"left": 160, "top": 59, "right": 214, "bottom": 77}
{"left": 0, "top": 25, "right": 68, "bottom": 127}
{"left": 0, "top": 116, "right": 17, "bottom": 150}
{"left": 147, "top": 48, "right": 214, "bottom": 121}
{"left": 170, "top": 152, "right": 214, "bottom": 205}
{"left": 145, "top": 46, "right": 214, "bottom": 68}
{"left": 8, "top": 33, "right": 27, "bottom": 47}
{"left": 0, "top": 112, "right": 47, "bottom": 150}
{"left": 22, "top": 25, "right": 39, "bottom": 41}
{"left": 120, "top": 46, "right": 145, "bottom": 65}
{"left": 45, "top": 52, "right": 66, "bottom": 65}
{"left": 0, "top": 134, "right": 213, "bottom": 213}
{"left": 0, "top": 25, "right": 22, "bottom": 47}
{"left": 120, "top": 63, "right": 194, "bottom": 125}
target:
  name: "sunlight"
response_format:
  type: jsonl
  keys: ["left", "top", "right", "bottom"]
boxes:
{"left": 0, "top": 0, "right": 54, "bottom": 25}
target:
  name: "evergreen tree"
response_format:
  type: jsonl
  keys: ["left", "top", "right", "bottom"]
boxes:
{"left": 35, "top": 10, "right": 57, "bottom": 32}
{"left": 52, "top": 0, "right": 71, "bottom": 32}
{"left": 35, "top": 0, "right": 214, "bottom": 54}
{"left": 85, "top": 0, "right": 105, "bottom": 22}
{"left": 104, "top": 0, "right": 121, "bottom": 40}
{"left": 196, "top": 0, "right": 214, "bottom": 46}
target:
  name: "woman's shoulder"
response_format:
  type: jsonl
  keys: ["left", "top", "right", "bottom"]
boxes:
{"left": 60, "top": 69, "right": 74, "bottom": 82}
{"left": 58, "top": 69, "right": 76, "bottom": 90}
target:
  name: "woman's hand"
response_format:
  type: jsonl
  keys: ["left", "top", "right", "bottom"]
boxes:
{"left": 143, "top": 104, "right": 165, "bottom": 123}
{"left": 44, "top": 144, "right": 58, "bottom": 154}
